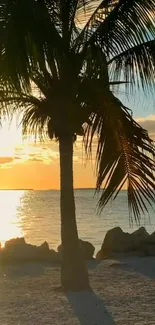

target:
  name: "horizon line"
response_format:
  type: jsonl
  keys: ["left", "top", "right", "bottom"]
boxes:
{"left": 0, "top": 187, "right": 127, "bottom": 191}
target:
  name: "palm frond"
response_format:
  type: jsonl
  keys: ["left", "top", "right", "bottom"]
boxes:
{"left": 0, "top": 88, "right": 51, "bottom": 139}
{"left": 74, "top": 0, "right": 155, "bottom": 94}
{"left": 0, "top": 0, "right": 62, "bottom": 91}
{"left": 69, "top": 0, "right": 95, "bottom": 44}
{"left": 84, "top": 87, "right": 155, "bottom": 224}
{"left": 58, "top": 0, "right": 79, "bottom": 46}
{"left": 108, "top": 39, "right": 155, "bottom": 91}
{"left": 74, "top": 0, "right": 117, "bottom": 48}
{"left": 30, "top": 70, "right": 53, "bottom": 98}
{"left": 75, "top": 0, "right": 155, "bottom": 55}
{"left": 21, "top": 102, "right": 51, "bottom": 141}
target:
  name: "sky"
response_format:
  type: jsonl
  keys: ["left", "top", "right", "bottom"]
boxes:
{"left": 0, "top": 88, "right": 155, "bottom": 190}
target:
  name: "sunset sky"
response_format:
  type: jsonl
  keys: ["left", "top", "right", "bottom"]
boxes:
{"left": 0, "top": 89, "right": 155, "bottom": 190}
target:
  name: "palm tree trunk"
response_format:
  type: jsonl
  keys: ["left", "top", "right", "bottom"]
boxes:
{"left": 59, "top": 136, "right": 90, "bottom": 291}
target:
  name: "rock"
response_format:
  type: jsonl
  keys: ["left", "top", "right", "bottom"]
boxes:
{"left": 37, "top": 241, "right": 50, "bottom": 254}
{"left": 131, "top": 227, "right": 149, "bottom": 246}
{"left": 145, "top": 231, "right": 155, "bottom": 245}
{"left": 5, "top": 237, "right": 26, "bottom": 248}
{"left": 37, "top": 242, "right": 59, "bottom": 262}
{"left": 138, "top": 231, "right": 155, "bottom": 256}
{"left": 101, "top": 227, "right": 131, "bottom": 254}
{"left": 0, "top": 238, "right": 59, "bottom": 264}
{"left": 96, "top": 249, "right": 106, "bottom": 260}
{"left": 79, "top": 239, "right": 95, "bottom": 259}
{"left": 129, "top": 227, "right": 149, "bottom": 251}
{"left": 98, "top": 227, "right": 150, "bottom": 259}
{"left": 57, "top": 239, "right": 95, "bottom": 260}
{"left": 57, "top": 244, "right": 63, "bottom": 255}
{"left": 146, "top": 244, "right": 155, "bottom": 256}
{"left": 132, "top": 227, "right": 149, "bottom": 238}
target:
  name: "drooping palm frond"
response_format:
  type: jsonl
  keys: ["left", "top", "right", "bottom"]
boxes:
{"left": 0, "top": 87, "right": 51, "bottom": 139}
{"left": 108, "top": 40, "right": 155, "bottom": 91}
{"left": 74, "top": 0, "right": 117, "bottom": 47}
{"left": 84, "top": 86, "right": 155, "bottom": 224}
{"left": 75, "top": 0, "right": 155, "bottom": 93}
{"left": 30, "top": 70, "right": 54, "bottom": 98}
{"left": 0, "top": 0, "right": 63, "bottom": 90}
{"left": 77, "top": 0, "right": 155, "bottom": 51}
{"left": 21, "top": 101, "right": 52, "bottom": 141}
{"left": 1, "top": 0, "right": 155, "bottom": 93}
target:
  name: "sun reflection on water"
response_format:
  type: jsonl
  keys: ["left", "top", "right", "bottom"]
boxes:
{"left": 0, "top": 190, "right": 24, "bottom": 246}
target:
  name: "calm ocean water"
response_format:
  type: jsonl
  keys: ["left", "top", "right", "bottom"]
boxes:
{"left": 0, "top": 189, "right": 155, "bottom": 253}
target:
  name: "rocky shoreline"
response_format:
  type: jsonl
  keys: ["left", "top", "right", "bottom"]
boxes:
{"left": 1, "top": 226, "right": 155, "bottom": 264}
{"left": 96, "top": 226, "right": 155, "bottom": 259}
{"left": 0, "top": 237, "right": 95, "bottom": 264}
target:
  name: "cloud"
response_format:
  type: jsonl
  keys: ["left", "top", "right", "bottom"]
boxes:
{"left": 16, "top": 144, "right": 59, "bottom": 165}
{"left": 136, "top": 114, "right": 155, "bottom": 122}
{"left": 28, "top": 158, "right": 44, "bottom": 163}
{"left": 0, "top": 157, "right": 13, "bottom": 164}
{"left": 0, "top": 157, "right": 14, "bottom": 169}
{"left": 14, "top": 156, "right": 21, "bottom": 160}
{"left": 12, "top": 142, "right": 58, "bottom": 164}
{"left": 0, "top": 141, "right": 59, "bottom": 169}
{"left": 9, "top": 114, "right": 155, "bottom": 168}
{"left": 136, "top": 115, "right": 155, "bottom": 139}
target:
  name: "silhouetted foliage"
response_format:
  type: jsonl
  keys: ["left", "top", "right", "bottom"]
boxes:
{"left": 0, "top": 0, "right": 155, "bottom": 221}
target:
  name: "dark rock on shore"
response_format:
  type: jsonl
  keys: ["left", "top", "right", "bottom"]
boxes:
{"left": 96, "top": 227, "right": 155, "bottom": 259}
{"left": 0, "top": 238, "right": 60, "bottom": 264}
{"left": 57, "top": 239, "right": 95, "bottom": 260}
{"left": 80, "top": 239, "right": 95, "bottom": 259}
{"left": 0, "top": 237, "right": 95, "bottom": 264}
{"left": 5, "top": 237, "right": 26, "bottom": 248}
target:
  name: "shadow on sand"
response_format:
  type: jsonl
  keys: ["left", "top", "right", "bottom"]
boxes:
{"left": 87, "top": 260, "right": 101, "bottom": 270}
{"left": 66, "top": 290, "right": 117, "bottom": 325}
{"left": 117, "top": 256, "right": 155, "bottom": 279}
{"left": 0, "top": 262, "right": 45, "bottom": 278}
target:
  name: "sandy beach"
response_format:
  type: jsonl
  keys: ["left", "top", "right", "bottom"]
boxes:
{"left": 0, "top": 257, "right": 155, "bottom": 325}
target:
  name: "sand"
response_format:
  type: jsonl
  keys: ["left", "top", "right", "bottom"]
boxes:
{"left": 0, "top": 257, "right": 155, "bottom": 324}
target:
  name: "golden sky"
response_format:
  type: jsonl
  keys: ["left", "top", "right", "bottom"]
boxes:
{"left": 0, "top": 116, "right": 98, "bottom": 189}
{"left": 0, "top": 113, "right": 154, "bottom": 189}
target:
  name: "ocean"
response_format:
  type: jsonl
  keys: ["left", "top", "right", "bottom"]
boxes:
{"left": 0, "top": 189, "right": 155, "bottom": 253}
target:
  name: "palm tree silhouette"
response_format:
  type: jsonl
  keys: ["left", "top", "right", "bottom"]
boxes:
{"left": 0, "top": 0, "right": 155, "bottom": 291}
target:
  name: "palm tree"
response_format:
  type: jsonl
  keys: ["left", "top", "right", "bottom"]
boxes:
{"left": 0, "top": 0, "right": 155, "bottom": 291}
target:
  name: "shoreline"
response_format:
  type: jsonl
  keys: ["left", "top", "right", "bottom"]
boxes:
{"left": 1, "top": 226, "right": 155, "bottom": 264}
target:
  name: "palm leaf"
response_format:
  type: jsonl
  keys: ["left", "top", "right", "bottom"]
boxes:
{"left": 74, "top": 0, "right": 117, "bottom": 48}
{"left": 0, "top": 87, "right": 51, "bottom": 139}
{"left": 108, "top": 39, "right": 155, "bottom": 91}
{"left": 21, "top": 102, "right": 52, "bottom": 141}
{"left": 74, "top": 0, "right": 155, "bottom": 94}
{"left": 0, "top": 0, "right": 62, "bottom": 90}
{"left": 84, "top": 86, "right": 155, "bottom": 224}
{"left": 82, "top": 0, "right": 155, "bottom": 52}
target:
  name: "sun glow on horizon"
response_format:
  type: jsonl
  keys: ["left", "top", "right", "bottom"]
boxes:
{"left": 0, "top": 190, "right": 24, "bottom": 246}
{"left": 0, "top": 112, "right": 154, "bottom": 190}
